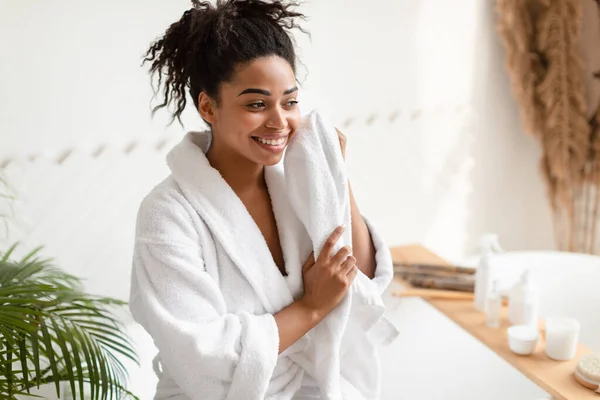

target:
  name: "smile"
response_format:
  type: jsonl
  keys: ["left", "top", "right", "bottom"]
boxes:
{"left": 251, "top": 135, "right": 289, "bottom": 153}
{"left": 252, "top": 136, "right": 287, "bottom": 146}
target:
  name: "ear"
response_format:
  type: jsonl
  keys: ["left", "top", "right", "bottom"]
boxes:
{"left": 198, "top": 92, "right": 217, "bottom": 125}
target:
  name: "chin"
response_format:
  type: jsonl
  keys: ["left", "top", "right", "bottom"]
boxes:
{"left": 259, "top": 153, "right": 285, "bottom": 166}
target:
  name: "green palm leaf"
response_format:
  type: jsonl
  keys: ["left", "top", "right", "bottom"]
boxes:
{"left": 0, "top": 245, "right": 139, "bottom": 400}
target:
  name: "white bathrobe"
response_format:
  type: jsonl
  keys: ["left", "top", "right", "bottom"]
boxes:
{"left": 129, "top": 117, "right": 396, "bottom": 400}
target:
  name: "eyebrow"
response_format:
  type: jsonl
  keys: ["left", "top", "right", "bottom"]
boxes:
{"left": 237, "top": 86, "right": 298, "bottom": 96}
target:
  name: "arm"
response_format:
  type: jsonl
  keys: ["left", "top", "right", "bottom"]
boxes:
{"left": 335, "top": 127, "right": 393, "bottom": 287}
{"left": 274, "top": 300, "right": 321, "bottom": 353}
{"left": 335, "top": 127, "right": 376, "bottom": 279}
{"left": 348, "top": 181, "right": 376, "bottom": 279}
{"left": 276, "top": 230, "right": 357, "bottom": 353}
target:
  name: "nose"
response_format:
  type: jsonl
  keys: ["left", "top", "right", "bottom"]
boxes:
{"left": 265, "top": 106, "right": 288, "bottom": 130}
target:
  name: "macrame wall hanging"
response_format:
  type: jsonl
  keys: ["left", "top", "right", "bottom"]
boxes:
{"left": 497, "top": 0, "right": 600, "bottom": 253}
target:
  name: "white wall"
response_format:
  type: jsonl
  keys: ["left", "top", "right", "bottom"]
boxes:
{"left": 1, "top": 0, "right": 555, "bottom": 264}
{"left": 0, "top": 0, "right": 557, "bottom": 398}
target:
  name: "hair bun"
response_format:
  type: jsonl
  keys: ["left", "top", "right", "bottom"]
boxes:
{"left": 222, "top": 0, "right": 304, "bottom": 29}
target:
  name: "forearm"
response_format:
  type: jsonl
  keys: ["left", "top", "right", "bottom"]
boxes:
{"left": 349, "top": 182, "right": 376, "bottom": 279}
{"left": 274, "top": 299, "right": 323, "bottom": 354}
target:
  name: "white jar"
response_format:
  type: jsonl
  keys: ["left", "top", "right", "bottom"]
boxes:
{"left": 545, "top": 318, "right": 580, "bottom": 361}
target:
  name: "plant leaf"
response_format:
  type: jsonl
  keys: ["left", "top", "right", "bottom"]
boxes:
{"left": 0, "top": 313, "right": 37, "bottom": 334}
{"left": 30, "top": 331, "right": 41, "bottom": 389}
{"left": 92, "top": 340, "right": 109, "bottom": 400}
{"left": 76, "top": 327, "right": 98, "bottom": 400}
{"left": 18, "top": 247, "right": 44, "bottom": 265}
{"left": 5, "top": 333, "right": 12, "bottom": 396}
{"left": 0, "top": 243, "right": 19, "bottom": 263}
{"left": 18, "top": 335, "right": 29, "bottom": 393}
{"left": 50, "top": 316, "right": 77, "bottom": 400}
{"left": 0, "top": 244, "right": 138, "bottom": 399}
{"left": 61, "top": 318, "right": 86, "bottom": 400}
{"left": 38, "top": 318, "right": 60, "bottom": 397}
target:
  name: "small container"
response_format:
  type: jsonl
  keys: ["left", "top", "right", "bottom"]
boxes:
{"left": 545, "top": 317, "right": 580, "bottom": 361}
{"left": 474, "top": 234, "right": 503, "bottom": 312}
{"left": 486, "top": 280, "right": 502, "bottom": 329}
{"left": 508, "top": 269, "right": 539, "bottom": 326}
{"left": 507, "top": 324, "right": 539, "bottom": 355}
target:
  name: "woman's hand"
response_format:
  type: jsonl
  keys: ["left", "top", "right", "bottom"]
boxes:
{"left": 335, "top": 128, "right": 347, "bottom": 160}
{"left": 299, "top": 226, "right": 357, "bottom": 319}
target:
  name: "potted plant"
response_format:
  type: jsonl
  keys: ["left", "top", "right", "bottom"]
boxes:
{"left": 0, "top": 176, "right": 138, "bottom": 399}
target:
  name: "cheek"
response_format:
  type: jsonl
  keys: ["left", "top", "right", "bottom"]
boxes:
{"left": 219, "top": 107, "right": 265, "bottom": 134}
{"left": 288, "top": 111, "right": 301, "bottom": 132}
{"left": 238, "top": 111, "right": 266, "bottom": 128}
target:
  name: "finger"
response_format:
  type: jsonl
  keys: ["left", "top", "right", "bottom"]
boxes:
{"left": 340, "top": 256, "right": 356, "bottom": 274}
{"left": 331, "top": 246, "right": 352, "bottom": 267}
{"left": 346, "top": 264, "right": 359, "bottom": 282}
{"left": 317, "top": 226, "right": 345, "bottom": 264}
{"left": 302, "top": 252, "right": 315, "bottom": 273}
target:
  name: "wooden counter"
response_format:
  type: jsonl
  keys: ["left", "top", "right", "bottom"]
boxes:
{"left": 390, "top": 244, "right": 597, "bottom": 400}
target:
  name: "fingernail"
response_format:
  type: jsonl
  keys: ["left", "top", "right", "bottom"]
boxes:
{"left": 338, "top": 225, "right": 345, "bottom": 232}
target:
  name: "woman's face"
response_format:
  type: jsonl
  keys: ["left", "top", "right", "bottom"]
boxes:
{"left": 202, "top": 55, "right": 301, "bottom": 167}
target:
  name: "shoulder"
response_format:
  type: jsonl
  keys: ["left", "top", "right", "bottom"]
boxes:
{"left": 135, "top": 176, "right": 201, "bottom": 246}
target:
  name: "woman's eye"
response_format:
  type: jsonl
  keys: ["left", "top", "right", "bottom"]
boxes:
{"left": 247, "top": 102, "right": 266, "bottom": 109}
{"left": 286, "top": 100, "right": 299, "bottom": 107}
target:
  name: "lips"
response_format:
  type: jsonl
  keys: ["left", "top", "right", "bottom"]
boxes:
{"left": 251, "top": 134, "right": 289, "bottom": 153}
{"left": 252, "top": 136, "right": 287, "bottom": 146}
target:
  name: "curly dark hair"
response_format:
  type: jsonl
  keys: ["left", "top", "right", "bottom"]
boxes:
{"left": 143, "top": 0, "right": 306, "bottom": 125}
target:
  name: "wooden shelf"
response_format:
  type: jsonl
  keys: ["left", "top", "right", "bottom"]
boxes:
{"left": 390, "top": 244, "right": 597, "bottom": 400}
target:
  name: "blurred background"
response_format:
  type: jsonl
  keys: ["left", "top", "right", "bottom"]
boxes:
{"left": 3, "top": 0, "right": 586, "bottom": 399}
{"left": 0, "top": 0, "right": 554, "bottom": 266}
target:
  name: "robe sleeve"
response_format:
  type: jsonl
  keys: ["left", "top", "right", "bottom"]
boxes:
{"left": 129, "top": 188, "right": 279, "bottom": 400}
{"left": 362, "top": 215, "right": 394, "bottom": 294}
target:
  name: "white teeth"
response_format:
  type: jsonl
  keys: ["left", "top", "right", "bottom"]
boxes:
{"left": 256, "top": 137, "right": 286, "bottom": 146}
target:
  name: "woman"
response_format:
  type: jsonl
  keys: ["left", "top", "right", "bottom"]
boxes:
{"left": 129, "top": 1, "right": 394, "bottom": 399}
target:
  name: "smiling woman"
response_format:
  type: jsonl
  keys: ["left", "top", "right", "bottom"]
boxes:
{"left": 236, "top": 83, "right": 300, "bottom": 155}
{"left": 130, "top": 1, "right": 391, "bottom": 399}
{"left": 201, "top": 56, "right": 300, "bottom": 167}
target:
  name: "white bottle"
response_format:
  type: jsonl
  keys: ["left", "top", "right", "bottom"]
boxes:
{"left": 486, "top": 280, "right": 502, "bottom": 328}
{"left": 508, "top": 269, "right": 540, "bottom": 326}
{"left": 474, "top": 234, "right": 503, "bottom": 312}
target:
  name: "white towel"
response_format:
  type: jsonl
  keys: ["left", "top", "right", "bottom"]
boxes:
{"left": 284, "top": 110, "right": 400, "bottom": 399}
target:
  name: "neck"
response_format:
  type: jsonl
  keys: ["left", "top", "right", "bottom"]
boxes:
{"left": 206, "top": 137, "right": 265, "bottom": 193}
